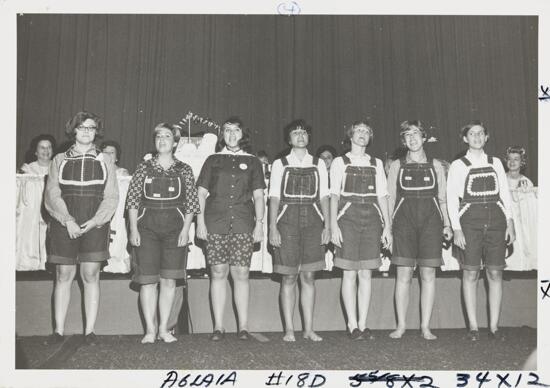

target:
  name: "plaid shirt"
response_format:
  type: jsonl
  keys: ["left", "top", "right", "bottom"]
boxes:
{"left": 125, "top": 155, "right": 200, "bottom": 215}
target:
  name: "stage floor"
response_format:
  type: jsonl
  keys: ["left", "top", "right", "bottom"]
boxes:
{"left": 17, "top": 327, "right": 536, "bottom": 370}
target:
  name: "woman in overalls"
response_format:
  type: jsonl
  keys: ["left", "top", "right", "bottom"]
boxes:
{"left": 269, "top": 119, "right": 331, "bottom": 342}
{"left": 196, "top": 117, "right": 265, "bottom": 341}
{"left": 447, "top": 121, "right": 515, "bottom": 341}
{"left": 330, "top": 121, "right": 392, "bottom": 340}
{"left": 387, "top": 121, "right": 452, "bottom": 340}
{"left": 44, "top": 111, "right": 119, "bottom": 345}
{"left": 126, "top": 123, "right": 199, "bottom": 344}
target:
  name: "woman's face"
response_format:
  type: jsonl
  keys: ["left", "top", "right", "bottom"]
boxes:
{"left": 289, "top": 128, "right": 309, "bottom": 148}
{"left": 223, "top": 123, "right": 243, "bottom": 149}
{"left": 319, "top": 150, "right": 334, "bottom": 170}
{"left": 102, "top": 145, "right": 118, "bottom": 164}
{"left": 463, "top": 125, "right": 488, "bottom": 150}
{"left": 155, "top": 128, "right": 175, "bottom": 154}
{"left": 350, "top": 124, "right": 372, "bottom": 148}
{"left": 74, "top": 118, "right": 97, "bottom": 146}
{"left": 402, "top": 126, "right": 424, "bottom": 152}
{"left": 35, "top": 140, "right": 53, "bottom": 162}
{"left": 506, "top": 152, "right": 522, "bottom": 172}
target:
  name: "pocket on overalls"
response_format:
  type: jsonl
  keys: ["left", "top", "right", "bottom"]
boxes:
{"left": 372, "top": 202, "right": 384, "bottom": 225}
{"left": 312, "top": 202, "right": 324, "bottom": 222}
{"left": 175, "top": 207, "right": 186, "bottom": 229}
{"left": 276, "top": 204, "right": 288, "bottom": 224}
{"left": 337, "top": 202, "right": 352, "bottom": 221}
{"left": 432, "top": 197, "right": 444, "bottom": 222}
{"left": 136, "top": 208, "right": 147, "bottom": 223}
{"left": 392, "top": 197, "right": 404, "bottom": 220}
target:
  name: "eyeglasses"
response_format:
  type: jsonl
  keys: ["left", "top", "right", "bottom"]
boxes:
{"left": 76, "top": 126, "right": 97, "bottom": 133}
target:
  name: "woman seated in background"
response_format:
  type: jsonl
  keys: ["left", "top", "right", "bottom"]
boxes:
{"left": 20, "top": 134, "right": 56, "bottom": 175}
{"left": 505, "top": 146, "right": 533, "bottom": 191}
{"left": 316, "top": 144, "right": 338, "bottom": 173}
{"left": 100, "top": 140, "right": 130, "bottom": 176}
{"left": 126, "top": 123, "right": 198, "bottom": 344}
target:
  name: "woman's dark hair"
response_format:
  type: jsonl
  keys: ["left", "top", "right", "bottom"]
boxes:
{"left": 64, "top": 111, "right": 103, "bottom": 139}
{"left": 284, "top": 119, "right": 312, "bottom": 143}
{"left": 460, "top": 120, "right": 488, "bottom": 138}
{"left": 315, "top": 145, "right": 337, "bottom": 158}
{"left": 342, "top": 120, "right": 374, "bottom": 148}
{"left": 100, "top": 140, "right": 122, "bottom": 163}
{"left": 217, "top": 116, "right": 251, "bottom": 153}
{"left": 24, "top": 134, "right": 56, "bottom": 163}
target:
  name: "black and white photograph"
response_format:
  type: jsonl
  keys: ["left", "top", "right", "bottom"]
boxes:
{"left": 2, "top": 1, "right": 549, "bottom": 387}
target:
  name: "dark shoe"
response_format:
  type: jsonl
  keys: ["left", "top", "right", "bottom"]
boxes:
{"left": 210, "top": 330, "right": 225, "bottom": 341}
{"left": 238, "top": 330, "right": 250, "bottom": 340}
{"left": 44, "top": 333, "right": 64, "bottom": 345}
{"left": 467, "top": 330, "right": 480, "bottom": 341}
{"left": 362, "top": 328, "right": 375, "bottom": 340}
{"left": 84, "top": 332, "right": 99, "bottom": 346}
{"left": 488, "top": 330, "right": 505, "bottom": 341}
{"left": 349, "top": 328, "right": 363, "bottom": 340}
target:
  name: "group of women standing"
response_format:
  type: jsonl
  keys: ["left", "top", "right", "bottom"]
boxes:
{"left": 37, "top": 110, "right": 527, "bottom": 345}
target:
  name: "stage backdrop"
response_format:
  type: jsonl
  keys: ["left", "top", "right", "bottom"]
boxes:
{"left": 17, "top": 15, "right": 538, "bottom": 182}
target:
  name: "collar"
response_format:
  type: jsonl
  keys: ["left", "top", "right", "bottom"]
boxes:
{"left": 65, "top": 144, "right": 99, "bottom": 157}
{"left": 406, "top": 150, "right": 427, "bottom": 163}
{"left": 346, "top": 151, "right": 371, "bottom": 159}
{"left": 220, "top": 147, "right": 245, "bottom": 155}
{"left": 465, "top": 149, "right": 487, "bottom": 163}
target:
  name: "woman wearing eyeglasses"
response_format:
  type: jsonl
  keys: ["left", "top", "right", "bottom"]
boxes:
{"left": 44, "top": 111, "right": 119, "bottom": 345}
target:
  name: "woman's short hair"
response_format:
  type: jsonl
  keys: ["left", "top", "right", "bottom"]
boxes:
{"left": 64, "top": 111, "right": 103, "bottom": 139}
{"left": 399, "top": 120, "right": 427, "bottom": 143}
{"left": 153, "top": 122, "right": 181, "bottom": 144}
{"left": 217, "top": 116, "right": 251, "bottom": 152}
{"left": 505, "top": 145, "right": 527, "bottom": 167}
{"left": 345, "top": 120, "right": 374, "bottom": 140}
{"left": 284, "top": 119, "right": 312, "bottom": 143}
{"left": 100, "top": 140, "right": 122, "bottom": 162}
{"left": 460, "top": 120, "right": 488, "bottom": 138}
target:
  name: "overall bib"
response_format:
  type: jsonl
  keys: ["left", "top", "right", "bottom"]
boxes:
{"left": 392, "top": 157, "right": 443, "bottom": 267}
{"left": 457, "top": 156, "right": 507, "bottom": 270}
{"left": 273, "top": 156, "right": 325, "bottom": 274}
{"left": 49, "top": 150, "right": 110, "bottom": 264}
{"left": 334, "top": 155, "right": 383, "bottom": 269}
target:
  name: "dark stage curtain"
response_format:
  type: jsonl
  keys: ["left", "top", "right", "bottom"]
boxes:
{"left": 17, "top": 15, "right": 538, "bottom": 182}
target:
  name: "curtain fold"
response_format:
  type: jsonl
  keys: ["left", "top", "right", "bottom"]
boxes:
{"left": 17, "top": 14, "right": 538, "bottom": 182}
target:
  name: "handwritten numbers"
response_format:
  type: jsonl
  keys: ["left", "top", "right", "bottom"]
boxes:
{"left": 541, "top": 280, "right": 550, "bottom": 299}
{"left": 527, "top": 372, "right": 550, "bottom": 387}
{"left": 539, "top": 85, "right": 550, "bottom": 101}
{"left": 277, "top": 1, "right": 301, "bottom": 15}
{"left": 265, "top": 371, "right": 325, "bottom": 387}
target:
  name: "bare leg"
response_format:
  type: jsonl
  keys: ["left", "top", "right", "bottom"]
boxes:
{"left": 300, "top": 271, "right": 322, "bottom": 341}
{"left": 486, "top": 269, "right": 503, "bottom": 333}
{"left": 210, "top": 264, "right": 229, "bottom": 331}
{"left": 341, "top": 270, "right": 358, "bottom": 332}
{"left": 390, "top": 266, "right": 413, "bottom": 338}
{"left": 280, "top": 274, "right": 298, "bottom": 341}
{"left": 167, "top": 285, "right": 184, "bottom": 332}
{"left": 462, "top": 269, "right": 480, "bottom": 331}
{"left": 54, "top": 264, "right": 77, "bottom": 335}
{"left": 419, "top": 266, "right": 437, "bottom": 339}
{"left": 140, "top": 283, "right": 158, "bottom": 343}
{"left": 79, "top": 262, "right": 101, "bottom": 335}
{"left": 158, "top": 278, "right": 177, "bottom": 342}
{"left": 357, "top": 269, "right": 372, "bottom": 332}
{"left": 230, "top": 265, "right": 250, "bottom": 332}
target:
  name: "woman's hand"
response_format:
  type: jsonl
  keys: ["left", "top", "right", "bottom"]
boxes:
{"left": 331, "top": 225, "right": 343, "bottom": 247}
{"left": 382, "top": 225, "right": 392, "bottom": 252}
{"left": 80, "top": 219, "right": 98, "bottom": 234}
{"left": 66, "top": 220, "right": 82, "bottom": 239}
{"left": 196, "top": 221, "right": 208, "bottom": 240}
{"left": 178, "top": 229, "right": 189, "bottom": 247}
{"left": 506, "top": 220, "right": 516, "bottom": 245}
{"left": 129, "top": 227, "right": 141, "bottom": 247}
{"left": 453, "top": 229, "right": 466, "bottom": 250}
{"left": 253, "top": 222, "right": 264, "bottom": 243}
{"left": 269, "top": 225, "right": 281, "bottom": 247}
{"left": 443, "top": 225, "right": 453, "bottom": 241}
